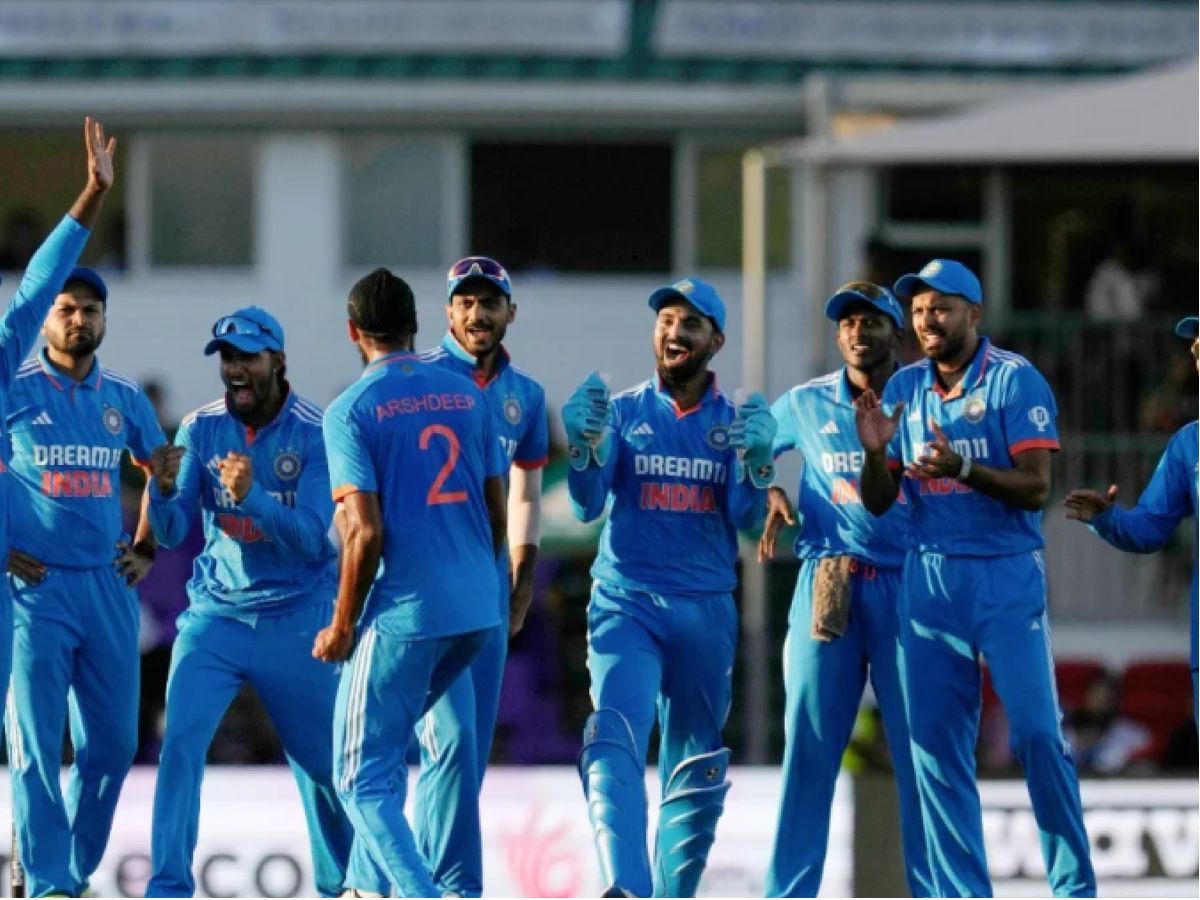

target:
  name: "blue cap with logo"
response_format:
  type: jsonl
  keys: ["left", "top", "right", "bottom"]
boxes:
{"left": 447, "top": 256, "right": 512, "bottom": 300}
{"left": 825, "top": 281, "right": 905, "bottom": 332}
{"left": 894, "top": 259, "right": 983, "bottom": 304}
{"left": 204, "top": 306, "right": 286, "bottom": 356}
{"left": 647, "top": 277, "right": 726, "bottom": 332}
{"left": 64, "top": 266, "right": 109, "bottom": 304}
{"left": 1174, "top": 316, "right": 1198, "bottom": 339}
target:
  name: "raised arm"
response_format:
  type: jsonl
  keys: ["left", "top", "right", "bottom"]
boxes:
{"left": 727, "top": 392, "right": 775, "bottom": 530}
{"left": 1, "top": 117, "right": 115, "bottom": 379}
{"left": 564, "top": 374, "right": 618, "bottom": 523}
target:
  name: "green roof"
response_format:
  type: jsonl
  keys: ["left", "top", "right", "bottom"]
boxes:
{"left": 0, "top": 54, "right": 1148, "bottom": 84}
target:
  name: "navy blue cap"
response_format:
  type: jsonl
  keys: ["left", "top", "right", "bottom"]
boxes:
{"left": 447, "top": 256, "right": 512, "bottom": 299}
{"left": 825, "top": 281, "right": 904, "bottom": 332}
{"left": 1175, "top": 316, "right": 1198, "bottom": 339}
{"left": 204, "top": 306, "right": 286, "bottom": 356}
{"left": 647, "top": 277, "right": 726, "bottom": 332}
{"left": 64, "top": 266, "right": 108, "bottom": 303}
{"left": 894, "top": 259, "right": 983, "bottom": 304}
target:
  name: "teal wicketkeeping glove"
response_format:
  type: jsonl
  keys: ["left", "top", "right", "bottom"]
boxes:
{"left": 730, "top": 391, "right": 777, "bottom": 488}
{"left": 562, "top": 371, "right": 613, "bottom": 471}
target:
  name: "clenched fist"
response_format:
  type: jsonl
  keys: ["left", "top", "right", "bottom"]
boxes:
{"left": 219, "top": 452, "right": 254, "bottom": 502}
{"left": 150, "top": 444, "right": 185, "bottom": 495}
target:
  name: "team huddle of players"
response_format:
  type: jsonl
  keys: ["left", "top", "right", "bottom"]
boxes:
{"left": 1, "top": 119, "right": 1195, "bottom": 899}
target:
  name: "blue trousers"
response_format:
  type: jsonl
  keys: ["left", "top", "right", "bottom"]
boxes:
{"left": 766, "top": 559, "right": 932, "bottom": 898}
{"left": 345, "top": 562, "right": 508, "bottom": 898}
{"left": 585, "top": 581, "right": 737, "bottom": 895}
{"left": 410, "top": 618, "right": 506, "bottom": 897}
{"left": 6, "top": 566, "right": 140, "bottom": 898}
{"left": 902, "top": 551, "right": 1096, "bottom": 898}
{"left": 145, "top": 599, "right": 354, "bottom": 898}
{"left": 333, "top": 624, "right": 488, "bottom": 898}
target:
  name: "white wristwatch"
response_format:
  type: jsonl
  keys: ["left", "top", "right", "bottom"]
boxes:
{"left": 956, "top": 455, "right": 972, "bottom": 483}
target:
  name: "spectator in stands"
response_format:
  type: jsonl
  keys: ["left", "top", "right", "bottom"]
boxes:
{"left": 1064, "top": 671, "right": 1152, "bottom": 775}
{"left": 1084, "top": 235, "right": 1161, "bottom": 324}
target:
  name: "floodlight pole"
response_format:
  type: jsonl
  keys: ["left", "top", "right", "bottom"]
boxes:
{"left": 741, "top": 148, "right": 770, "bottom": 763}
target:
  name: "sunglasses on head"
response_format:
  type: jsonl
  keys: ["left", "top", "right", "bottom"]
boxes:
{"left": 837, "top": 281, "right": 891, "bottom": 303}
{"left": 212, "top": 315, "right": 279, "bottom": 344}
{"left": 448, "top": 257, "right": 507, "bottom": 282}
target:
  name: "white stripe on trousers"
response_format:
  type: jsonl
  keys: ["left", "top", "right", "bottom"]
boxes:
{"left": 5, "top": 688, "right": 25, "bottom": 769}
{"left": 339, "top": 627, "right": 378, "bottom": 794}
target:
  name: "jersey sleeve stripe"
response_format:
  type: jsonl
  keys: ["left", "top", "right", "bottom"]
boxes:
{"left": 100, "top": 368, "right": 141, "bottom": 391}
{"left": 290, "top": 408, "right": 324, "bottom": 427}
{"left": 1010, "top": 437, "right": 1060, "bottom": 455}
{"left": 512, "top": 456, "right": 549, "bottom": 470}
{"left": 294, "top": 398, "right": 325, "bottom": 417}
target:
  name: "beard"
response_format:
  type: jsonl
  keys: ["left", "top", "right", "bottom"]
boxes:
{"left": 455, "top": 321, "right": 506, "bottom": 355}
{"left": 50, "top": 329, "right": 102, "bottom": 359}
{"left": 918, "top": 327, "right": 967, "bottom": 363}
{"left": 225, "top": 373, "right": 276, "bottom": 417}
{"left": 656, "top": 345, "right": 714, "bottom": 388}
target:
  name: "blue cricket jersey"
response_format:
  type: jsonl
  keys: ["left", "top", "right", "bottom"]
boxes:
{"left": 0, "top": 215, "right": 93, "bottom": 566}
{"left": 323, "top": 352, "right": 507, "bottom": 640}
{"left": 882, "top": 337, "right": 1060, "bottom": 557}
{"left": 422, "top": 333, "right": 549, "bottom": 474}
{"left": 569, "top": 375, "right": 768, "bottom": 595}
{"left": 148, "top": 390, "right": 337, "bottom": 618}
{"left": 1090, "top": 420, "right": 1198, "bottom": 669}
{"left": 771, "top": 368, "right": 909, "bottom": 569}
{"left": 6, "top": 349, "right": 165, "bottom": 569}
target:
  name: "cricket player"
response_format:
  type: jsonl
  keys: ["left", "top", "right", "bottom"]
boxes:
{"left": 760, "top": 282, "right": 931, "bottom": 897}
{"left": 143, "top": 306, "right": 354, "bottom": 897}
{"left": 313, "top": 268, "right": 508, "bottom": 898}
{"left": 1064, "top": 315, "right": 1199, "bottom": 716}
{"left": 415, "top": 256, "right": 546, "bottom": 894}
{"left": 4, "top": 140, "right": 170, "bottom": 900}
{"left": 1, "top": 118, "right": 115, "bottom": 709}
{"left": 564, "top": 277, "right": 773, "bottom": 898}
{"left": 856, "top": 259, "right": 1095, "bottom": 897}
{"left": 343, "top": 256, "right": 548, "bottom": 898}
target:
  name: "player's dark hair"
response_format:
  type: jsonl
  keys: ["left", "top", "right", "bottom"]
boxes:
{"left": 347, "top": 268, "right": 418, "bottom": 344}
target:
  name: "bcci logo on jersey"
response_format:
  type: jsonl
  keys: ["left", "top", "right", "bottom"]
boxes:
{"left": 707, "top": 425, "right": 731, "bottom": 450}
{"left": 102, "top": 406, "right": 123, "bottom": 435}
{"left": 503, "top": 396, "right": 522, "bottom": 426}
{"left": 963, "top": 394, "right": 987, "bottom": 424}
{"left": 274, "top": 451, "right": 301, "bottom": 480}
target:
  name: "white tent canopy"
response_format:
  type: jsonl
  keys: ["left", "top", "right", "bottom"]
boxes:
{"left": 782, "top": 60, "right": 1199, "bottom": 165}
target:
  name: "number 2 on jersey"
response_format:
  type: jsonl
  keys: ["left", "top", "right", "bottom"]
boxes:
{"left": 419, "top": 424, "right": 468, "bottom": 506}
